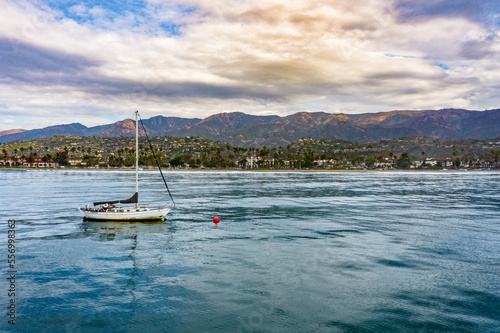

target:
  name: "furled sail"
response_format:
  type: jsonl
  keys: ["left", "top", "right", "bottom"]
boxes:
{"left": 93, "top": 192, "right": 138, "bottom": 206}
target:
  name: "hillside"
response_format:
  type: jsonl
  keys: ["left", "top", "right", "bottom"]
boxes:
{"left": 164, "top": 112, "right": 279, "bottom": 139}
{"left": 216, "top": 109, "right": 499, "bottom": 146}
{"left": 0, "top": 129, "right": 27, "bottom": 136}
{"left": 1, "top": 109, "right": 499, "bottom": 147}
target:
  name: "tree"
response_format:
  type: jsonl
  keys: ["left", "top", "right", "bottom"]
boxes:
{"left": 396, "top": 152, "right": 411, "bottom": 169}
{"left": 287, "top": 153, "right": 295, "bottom": 164}
{"left": 350, "top": 155, "right": 363, "bottom": 167}
{"left": 82, "top": 154, "right": 98, "bottom": 166}
{"left": 302, "top": 149, "right": 314, "bottom": 168}
{"left": 2, "top": 148, "right": 8, "bottom": 164}
{"left": 54, "top": 151, "right": 69, "bottom": 166}
{"left": 108, "top": 155, "right": 124, "bottom": 167}
{"left": 260, "top": 146, "right": 270, "bottom": 158}
{"left": 491, "top": 150, "right": 500, "bottom": 163}
{"left": 365, "top": 154, "right": 377, "bottom": 168}
{"left": 238, "top": 157, "right": 248, "bottom": 169}
{"left": 169, "top": 156, "right": 184, "bottom": 167}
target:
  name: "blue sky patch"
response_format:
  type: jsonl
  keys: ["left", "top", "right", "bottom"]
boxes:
{"left": 48, "top": 0, "right": 147, "bottom": 22}
{"left": 46, "top": 0, "right": 195, "bottom": 36}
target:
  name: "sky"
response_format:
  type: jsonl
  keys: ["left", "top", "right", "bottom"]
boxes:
{"left": 0, "top": 0, "right": 499, "bottom": 130}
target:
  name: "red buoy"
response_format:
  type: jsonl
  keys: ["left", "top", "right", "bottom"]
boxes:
{"left": 213, "top": 216, "right": 220, "bottom": 224}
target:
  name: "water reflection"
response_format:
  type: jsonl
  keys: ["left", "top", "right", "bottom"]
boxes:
{"left": 77, "top": 220, "right": 181, "bottom": 327}
{"left": 81, "top": 220, "right": 175, "bottom": 241}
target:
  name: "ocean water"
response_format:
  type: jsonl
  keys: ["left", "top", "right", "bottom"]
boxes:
{"left": 0, "top": 169, "right": 499, "bottom": 332}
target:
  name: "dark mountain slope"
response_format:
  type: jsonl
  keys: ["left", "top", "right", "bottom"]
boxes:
{"left": 142, "top": 116, "right": 201, "bottom": 134}
{"left": 1, "top": 109, "right": 498, "bottom": 146}
{"left": 165, "top": 112, "right": 279, "bottom": 139}
{"left": 0, "top": 123, "right": 91, "bottom": 143}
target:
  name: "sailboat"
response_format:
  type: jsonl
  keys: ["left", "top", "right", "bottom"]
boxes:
{"left": 78, "top": 111, "right": 174, "bottom": 221}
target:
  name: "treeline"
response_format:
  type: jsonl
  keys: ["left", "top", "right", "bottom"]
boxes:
{"left": 1, "top": 136, "right": 499, "bottom": 169}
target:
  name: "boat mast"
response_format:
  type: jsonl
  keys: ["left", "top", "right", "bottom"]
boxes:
{"left": 135, "top": 110, "right": 139, "bottom": 208}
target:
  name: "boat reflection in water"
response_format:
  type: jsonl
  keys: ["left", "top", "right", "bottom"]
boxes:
{"left": 79, "top": 219, "right": 179, "bottom": 319}
{"left": 81, "top": 220, "right": 175, "bottom": 241}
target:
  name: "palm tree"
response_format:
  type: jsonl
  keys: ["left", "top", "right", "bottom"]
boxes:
{"left": 2, "top": 148, "right": 7, "bottom": 165}
{"left": 491, "top": 150, "right": 500, "bottom": 164}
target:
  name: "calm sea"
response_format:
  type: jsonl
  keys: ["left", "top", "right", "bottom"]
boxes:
{"left": 1, "top": 170, "right": 499, "bottom": 332}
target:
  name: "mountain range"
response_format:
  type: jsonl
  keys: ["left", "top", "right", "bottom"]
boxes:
{"left": 1, "top": 109, "right": 499, "bottom": 147}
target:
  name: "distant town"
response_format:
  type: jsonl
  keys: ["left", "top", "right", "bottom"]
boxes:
{"left": 1, "top": 135, "right": 499, "bottom": 170}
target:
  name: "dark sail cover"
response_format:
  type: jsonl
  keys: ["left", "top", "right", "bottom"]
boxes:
{"left": 93, "top": 192, "right": 138, "bottom": 206}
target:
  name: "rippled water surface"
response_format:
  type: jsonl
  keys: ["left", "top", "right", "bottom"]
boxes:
{"left": 1, "top": 170, "right": 499, "bottom": 332}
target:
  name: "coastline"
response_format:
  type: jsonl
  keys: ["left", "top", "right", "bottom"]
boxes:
{"left": 1, "top": 167, "right": 499, "bottom": 173}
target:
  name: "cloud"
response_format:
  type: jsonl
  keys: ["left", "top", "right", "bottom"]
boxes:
{"left": 395, "top": 0, "right": 500, "bottom": 25}
{"left": 0, "top": 39, "right": 98, "bottom": 85}
{"left": 0, "top": 0, "right": 499, "bottom": 130}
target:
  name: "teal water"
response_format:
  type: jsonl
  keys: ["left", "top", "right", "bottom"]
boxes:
{"left": 1, "top": 170, "right": 499, "bottom": 332}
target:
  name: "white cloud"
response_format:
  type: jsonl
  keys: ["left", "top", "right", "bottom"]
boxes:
{"left": 0, "top": 0, "right": 498, "bottom": 130}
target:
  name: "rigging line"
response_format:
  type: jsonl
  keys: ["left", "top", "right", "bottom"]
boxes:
{"left": 137, "top": 112, "right": 176, "bottom": 206}
{"left": 83, "top": 169, "right": 100, "bottom": 197}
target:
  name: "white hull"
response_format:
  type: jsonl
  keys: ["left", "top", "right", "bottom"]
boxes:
{"left": 78, "top": 206, "right": 170, "bottom": 221}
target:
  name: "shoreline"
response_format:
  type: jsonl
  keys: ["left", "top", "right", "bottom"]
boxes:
{"left": 1, "top": 167, "right": 499, "bottom": 173}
